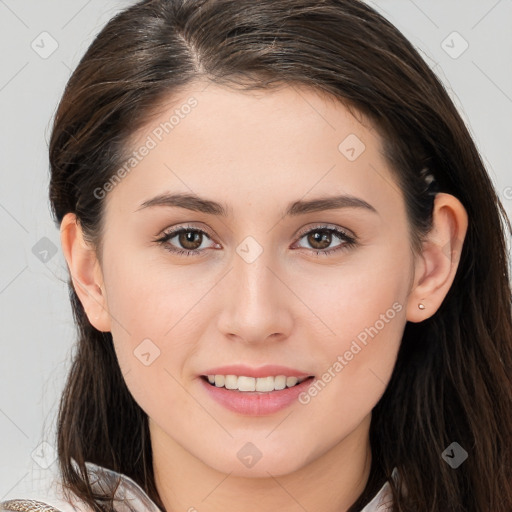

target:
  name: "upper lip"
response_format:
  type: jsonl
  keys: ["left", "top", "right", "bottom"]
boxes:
{"left": 201, "top": 364, "right": 313, "bottom": 379}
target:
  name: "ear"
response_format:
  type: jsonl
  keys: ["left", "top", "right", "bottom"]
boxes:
{"left": 406, "top": 192, "right": 468, "bottom": 323}
{"left": 60, "top": 212, "right": 111, "bottom": 332}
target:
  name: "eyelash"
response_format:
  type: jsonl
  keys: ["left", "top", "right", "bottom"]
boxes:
{"left": 154, "top": 224, "right": 357, "bottom": 257}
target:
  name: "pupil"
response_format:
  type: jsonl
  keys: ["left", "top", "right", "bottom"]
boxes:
{"left": 309, "top": 230, "right": 331, "bottom": 249}
{"left": 180, "top": 231, "right": 201, "bottom": 249}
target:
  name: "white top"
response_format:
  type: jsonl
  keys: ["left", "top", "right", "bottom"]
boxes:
{"left": 1, "top": 461, "right": 395, "bottom": 512}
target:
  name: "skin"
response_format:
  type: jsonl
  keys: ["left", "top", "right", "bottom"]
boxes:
{"left": 60, "top": 82, "right": 468, "bottom": 512}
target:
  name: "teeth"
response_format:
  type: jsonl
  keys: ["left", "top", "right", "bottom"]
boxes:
{"left": 225, "top": 375, "right": 238, "bottom": 389}
{"left": 206, "top": 374, "right": 308, "bottom": 392}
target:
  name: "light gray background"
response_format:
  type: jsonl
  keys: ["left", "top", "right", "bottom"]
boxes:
{"left": 1, "top": 0, "right": 511, "bottom": 501}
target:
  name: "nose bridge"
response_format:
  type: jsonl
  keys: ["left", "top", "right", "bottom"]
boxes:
{"left": 216, "top": 236, "right": 292, "bottom": 342}
{"left": 237, "top": 248, "right": 274, "bottom": 304}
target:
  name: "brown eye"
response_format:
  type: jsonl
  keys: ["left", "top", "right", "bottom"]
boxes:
{"left": 156, "top": 227, "right": 217, "bottom": 256}
{"left": 307, "top": 230, "right": 333, "bottom": 250}
{"left": 156, "top": 224, "right": 356, "bottom": 258}
{"left": 294, "top": 225, "right": 357, "bottom": 256}
{"left": 178, "top": 230, "right": 203, "bottom": 250}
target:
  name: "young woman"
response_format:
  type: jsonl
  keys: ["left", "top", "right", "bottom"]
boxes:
{"left": 2, "top": 0, "right": 511, "bottom": 511}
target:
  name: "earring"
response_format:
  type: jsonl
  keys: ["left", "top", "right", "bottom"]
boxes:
{"left": 418, "top": 303, "right": 426, "bottom": 310}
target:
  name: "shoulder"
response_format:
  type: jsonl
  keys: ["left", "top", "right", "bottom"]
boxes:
{"left": 359, "top": 481, "right": 393, "bottom": 512}
{"left": 0, "top": 498, "right": 66, "bottom": 511}
{"left": 0, "top": 464, "right": 92, "bottom": 512}
{"left": 0, "top": 498, "right": 93, "bottom": 512}
{"left": 0, "top": 498, "right": 92, "bottom": 512}
{"left": 360, "top": 467, "right": 400, "bottom": 512}
{"left": 1, "top": 461, "right": 161, "bottom": 512}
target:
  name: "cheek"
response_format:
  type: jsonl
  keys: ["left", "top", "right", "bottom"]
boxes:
{"left": 296, "top": 247, "right": 410, "bottom": 418}
{"left": 100, "top": 252, "right": 210, "bottom": 414}
{"left": 310, "top": 243, "right": 410, "bottom": 350}
{"left": 102, "top": 245, "right": 206, "bottom": 341}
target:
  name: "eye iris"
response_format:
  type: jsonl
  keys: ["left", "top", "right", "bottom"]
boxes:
{"left": 179, "top": 231, "right": 202, "bottom": 250}
{"left": 308, "top": 230, "right": 331, "bottom": 250}
{"left": 169, "top": 228, "right": 342, "bottom": 253}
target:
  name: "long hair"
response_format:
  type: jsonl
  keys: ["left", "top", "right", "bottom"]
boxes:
{"left": 48, "top": 1, "right": 512, "bottom": 510}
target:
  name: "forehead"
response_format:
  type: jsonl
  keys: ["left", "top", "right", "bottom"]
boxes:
{"left": 106, "top": 82, "right": 399, "bottom": 215}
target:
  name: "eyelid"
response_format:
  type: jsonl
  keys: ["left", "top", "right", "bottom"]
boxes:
{"left": 294, "top": 222, "right": 356, "bottom": 241}
{"left": 158, "top": 222, "right": 355, "bottom": 243}
{"left": 156, "top": 222, "right": 358, "bottom": 256}
{"left": 159, "top": 222, "right": 217, "bottom": 240}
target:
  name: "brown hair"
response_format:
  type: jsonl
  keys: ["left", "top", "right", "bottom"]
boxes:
{"left": 47, "top": 0, "right": 512, "bottom": 510}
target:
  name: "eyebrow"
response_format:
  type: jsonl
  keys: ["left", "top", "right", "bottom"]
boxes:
{"left": 136, "top": 192, "right": 378, "bottom": 217}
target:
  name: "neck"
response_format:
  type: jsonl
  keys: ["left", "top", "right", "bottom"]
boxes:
{"left": 151, "top": 414, "right": 373, "bottom": 512}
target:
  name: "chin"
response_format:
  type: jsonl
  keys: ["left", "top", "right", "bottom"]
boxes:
{"left": 199, "top": 439, "right": 312, "bottom": 478}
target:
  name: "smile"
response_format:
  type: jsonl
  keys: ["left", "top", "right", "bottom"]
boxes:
{"left": 203, "top": 374, "right": 310, "bottom": 392}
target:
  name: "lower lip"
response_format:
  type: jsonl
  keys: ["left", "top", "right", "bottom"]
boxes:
{"left": 199, "top": 376, "right": 315, "bottom": 416}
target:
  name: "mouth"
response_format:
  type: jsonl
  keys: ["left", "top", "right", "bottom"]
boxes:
{"left": 199, "top": 370, "right": 316, "bottom": 415}
{"left": 200, "top": 374, "right": 315, "bottom": 393}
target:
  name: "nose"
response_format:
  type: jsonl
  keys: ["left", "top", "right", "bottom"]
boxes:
{"left": 216, "top": 245, "right": 294, "bottom": 345}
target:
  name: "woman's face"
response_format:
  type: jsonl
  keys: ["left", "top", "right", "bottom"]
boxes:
{"left": 96, "top": 83, "right": 416, "bottom": 477}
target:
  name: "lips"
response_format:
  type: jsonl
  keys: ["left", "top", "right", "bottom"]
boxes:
{"left": 198, "top": 364, "right": 315, "bottom": 415}
{"left": 200, "top": 364, "right": 312, "bottom": 379}
{"left": 199, "top": 374, "right": 316, "bottom": 415}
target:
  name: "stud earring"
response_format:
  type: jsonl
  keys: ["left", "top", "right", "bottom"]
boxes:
{"left": 418, "top": 303, "right": 426, "bottom": 310}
